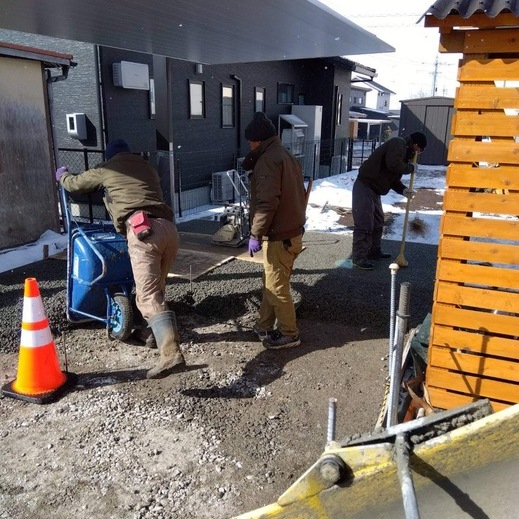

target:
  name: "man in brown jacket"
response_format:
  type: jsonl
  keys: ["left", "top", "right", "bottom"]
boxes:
{"left": 243, "top": 112, "right": 306, "bottom": 349}
{"left": 56, "top": 139, "right": 185, "bottom": 379}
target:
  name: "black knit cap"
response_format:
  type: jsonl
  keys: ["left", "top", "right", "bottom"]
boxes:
{"left": 410, "top": 132, "right": 427, "bottom": 150}
{"left": 245, "top": 112, "right": 276, "bottom": 142}
{"left": 105, "top": 139, "right": 131, "bottom": 160}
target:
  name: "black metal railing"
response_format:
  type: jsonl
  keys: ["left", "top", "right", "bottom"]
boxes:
{"left": 56, "top": 137, "right": 378, "bottom": 220}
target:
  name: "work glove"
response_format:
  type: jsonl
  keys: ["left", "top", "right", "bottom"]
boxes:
{"left": 248, "top": 237, "right": 262, "bottom": 257}
{"left": 55, "top": 166, "right": 68, "bottom": 182}
{"left": 403, "top": 188, "right": 416, "bottom": 200}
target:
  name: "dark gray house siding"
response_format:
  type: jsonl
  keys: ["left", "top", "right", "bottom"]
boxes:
{"left": 1, "top": 29, "right": 357, "bottom": 210}
{"left": 331, "top": 66, "right": 352, "bottom": 141}
{"left": 0, "top": 29, "right": 101, "bottom": 152}
{"left": 165, "top": 57, "right": 353, "bottom": 190}
{"left": 399, "top": 96, "right": 454, "bottom": 166}
{"left": 99, "top": 46, "right": 156, "bottom": 153}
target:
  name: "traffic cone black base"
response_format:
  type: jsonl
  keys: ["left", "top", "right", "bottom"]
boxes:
{"left": 1, "top": 372, "right": 78, "bottom": 404}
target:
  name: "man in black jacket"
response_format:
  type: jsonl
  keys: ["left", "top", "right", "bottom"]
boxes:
{"left": 351, "top": 132, "right": 427, "bottom": 270}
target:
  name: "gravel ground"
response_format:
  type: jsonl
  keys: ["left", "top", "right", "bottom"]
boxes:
{"left": 0, "top": 229, "right": 438, "bottom": 519}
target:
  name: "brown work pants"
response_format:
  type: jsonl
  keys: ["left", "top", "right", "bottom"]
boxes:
{"left": 126, "top": 218, "right": 180, "bottom": 321}
{"left": 257, "top": 234, "right": 303, "bottom": 337}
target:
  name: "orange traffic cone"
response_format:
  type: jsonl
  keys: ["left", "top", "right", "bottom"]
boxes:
{"left": 1, "top": 278, "right": 76, "bottom": 404}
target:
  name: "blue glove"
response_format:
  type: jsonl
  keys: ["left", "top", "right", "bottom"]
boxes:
{"left": 55, "top": 166, "right": 68, "bottom": 182}
{"left": 248, "top": 237, "right": 262, "bottom": 257}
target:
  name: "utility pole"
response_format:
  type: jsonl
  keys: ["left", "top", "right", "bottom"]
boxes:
{"left": 432, "top": 54, "right": 439, "bottom": 95}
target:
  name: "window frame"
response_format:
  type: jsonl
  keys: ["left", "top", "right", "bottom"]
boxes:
{"left": 277, "top": 82, "right": 294, "bottom": 104}
{"left": 336, "top": 92, "right": 343, "bottom": 125}
{"left": 189, "top": 79, "right": 205, "bottom": 119}
{"left": 221, "top": 83, "right": 235, "bottom": 128}
{"left": 254, "top": 87, "right": 265, "bottom": 113}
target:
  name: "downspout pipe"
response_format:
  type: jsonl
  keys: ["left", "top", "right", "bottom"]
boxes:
{"left": 46, "top": 62, "right": 75, "bottom": 84}
{"left": 46, "top": 61, "right": 76, "bottom": 232}
{"left": 231, "top": 74, "right": 242, "bottom": 153}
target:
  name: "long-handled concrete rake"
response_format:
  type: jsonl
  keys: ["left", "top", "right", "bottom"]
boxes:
{"left": 394, "top": 152, "right": 418, "bottom": 268}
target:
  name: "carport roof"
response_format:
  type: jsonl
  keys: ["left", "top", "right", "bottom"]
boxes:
{"left": 0, "top": 0, "right": 394, "bottom": 64}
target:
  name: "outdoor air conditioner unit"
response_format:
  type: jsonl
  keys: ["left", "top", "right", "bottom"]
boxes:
{"left": 112, "top": 61, "right": 150, "bottom": 90}
{"left": 211, "top": 170, "right": 238, "bottom": 203}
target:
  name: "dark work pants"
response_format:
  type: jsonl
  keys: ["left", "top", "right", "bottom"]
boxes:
{"left": 351, "top": 179, "right": 384, "bottom": 261}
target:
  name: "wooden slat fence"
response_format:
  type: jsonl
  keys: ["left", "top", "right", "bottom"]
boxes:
{"left": 424, "top": 17, "right": 519, "bottom": 411}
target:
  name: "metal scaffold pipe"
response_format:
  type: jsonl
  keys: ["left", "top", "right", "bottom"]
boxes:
{"left": 387, "top": 282, "right": 411, "bottom": 427}
{"left": 326, "top": 397, "right": 337, "bottom": 444}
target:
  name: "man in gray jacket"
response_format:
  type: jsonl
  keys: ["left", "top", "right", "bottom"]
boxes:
{"left": 57, "top": 139, "right": 185, "bottom": 379}
{"left": 351, "top": 132, "right": 427, "bottom": 270}
{"left": 243, "top": 112, "right": 307, "bottom": 349}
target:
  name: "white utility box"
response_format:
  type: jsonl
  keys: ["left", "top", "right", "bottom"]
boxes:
{"left": 66, "top": 113, "right": 87, "bottom": 140}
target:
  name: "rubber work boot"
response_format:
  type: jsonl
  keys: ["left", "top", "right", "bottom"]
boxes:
{"left": 135, "top": 319, "right": 157, "bottom": 348}
{"left": 146, "top": 311, "right": 186, "bottom": 379}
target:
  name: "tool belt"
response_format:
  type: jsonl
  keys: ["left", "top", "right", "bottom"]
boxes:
{"left": 127, "top": 211, "right": 154, "bottom": 240}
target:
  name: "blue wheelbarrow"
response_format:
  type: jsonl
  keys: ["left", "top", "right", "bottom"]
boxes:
{"left": 60, "top": 186, "right": 134, "bottom": 341}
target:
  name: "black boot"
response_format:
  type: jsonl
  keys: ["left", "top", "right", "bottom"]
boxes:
{"left": 146, "top": 311, "right": 185, "bottom": 379}
{"left": 352, "top": 258, "right": 374, "bottom": 270}
{"left": 368, "top": 229, "right": 390, "bottom": 259}
{"left": 368, "top": 248, "right": 391, "bottom": 260}
{"left": 352, "top": 230, "right": 374, "bottom": 269}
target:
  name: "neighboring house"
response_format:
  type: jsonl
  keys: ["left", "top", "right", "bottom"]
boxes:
{"left": 0, "top": 41, "right": 74, "bottom": 249}
{"left": 365, "top": 80, "right": 395, "bottom": 111}
{"left": 349, "top": 83, "right": 370, "bottom": 109}
{"left": 349, "top": 77, "right": 398, "bottom": 143}
{"left": 352, "top": 76, "right": 395, "bottom": 111}
{"left": 0, "top": 29, "right": 377, "bottom": 215}
{"left": 349, "top": 106, "right": 399, "bottom": 141}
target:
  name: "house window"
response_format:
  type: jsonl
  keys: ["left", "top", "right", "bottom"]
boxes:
{"left": 189, "top": 79, "right": 205, "bottom": 118}
{"left": 222, "top": 84, "right": 234, "bottom": 127}
{"left": 277, "top": 82, "right": 294, "bottom": 104}
{"left": 336, "top": 92, "right": 343, "bottom": 125}
{"left": 255, "top": 87, "right": 265, "bottom": 113}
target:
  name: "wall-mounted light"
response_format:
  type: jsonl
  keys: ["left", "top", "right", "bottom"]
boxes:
{"left": 195, "top": 63, "right": 203, "bottom": 74}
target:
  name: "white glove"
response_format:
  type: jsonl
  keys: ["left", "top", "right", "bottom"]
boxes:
{"left": 403, "top": 188, "right": 416, "bottom": 200}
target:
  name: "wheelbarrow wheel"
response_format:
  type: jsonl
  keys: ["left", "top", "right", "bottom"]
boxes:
{"left": 107, "top": 293, "right": 133, "bottom": 341}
